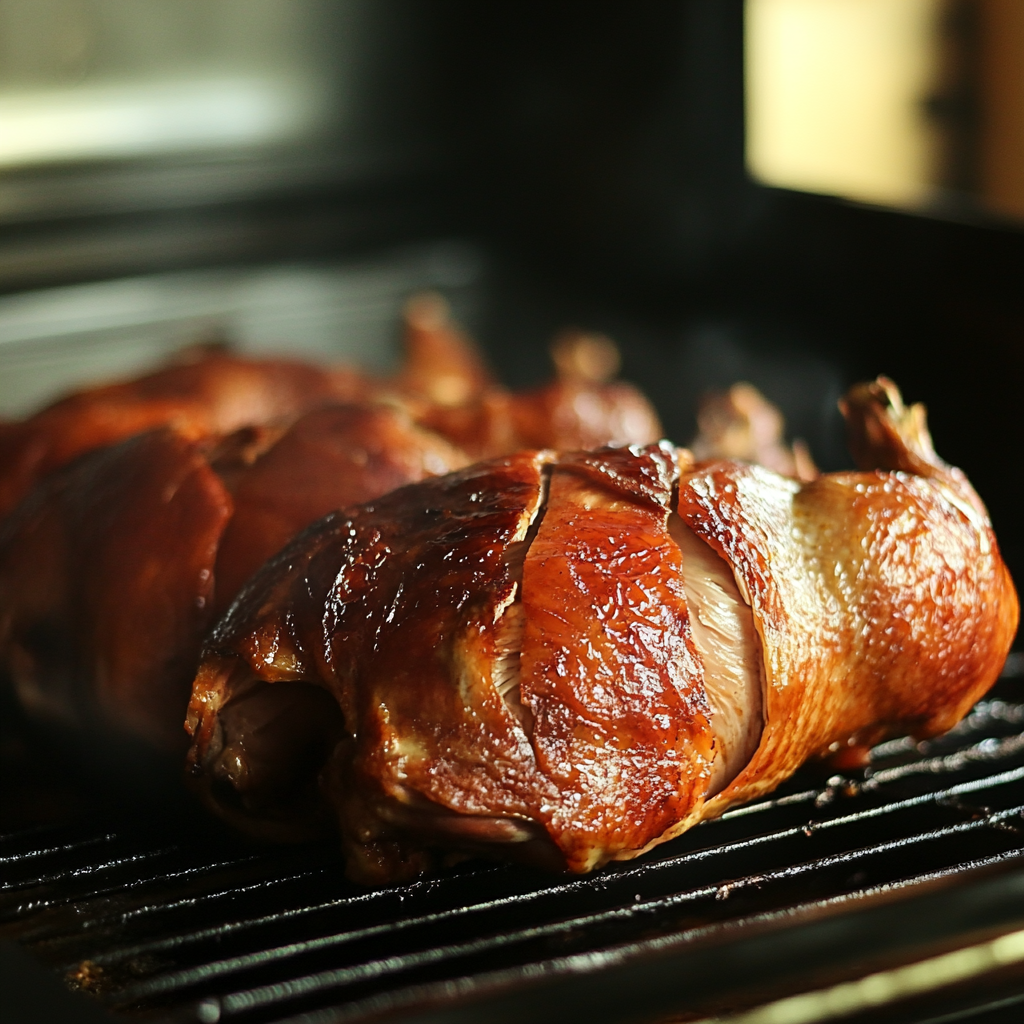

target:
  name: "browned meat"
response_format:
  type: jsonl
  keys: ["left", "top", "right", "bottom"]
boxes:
{"left": 0, "top": 351, "right": 366, "bottom": 520}
{"left": 0, "top": 405, "right": 469, "bottom": 750}
{"left": 0, "top": 429, "right": 232, "bottom": 748}
{"left": 212, "top": 405, "right": 469, "bottom": 615}
{"left": 517, "top": 445, "right": 712, "bottom": 870}
{"left": 186, "top": 379, "right": 1017, "bottom": 883}
{"left": 687, "top": 378, "right": 1018, "bottom": 814}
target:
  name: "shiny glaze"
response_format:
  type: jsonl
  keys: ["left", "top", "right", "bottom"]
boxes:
{"left": 0, "top": 352, "right": 364, "bottom": 519}
{"left": 212, "top": 404, "right": 469, "bottom": 614}
{"left": 685, "top": 381, "right": 1019, "bottom": 821}
{"left": 0, "top": 429, "right": 232, "bottom": 748}
{"left": 190, "top": 452, "right": 558, "bottom": 880}
{"left": 520, "top": 445, "right": 712, "bottom": 870}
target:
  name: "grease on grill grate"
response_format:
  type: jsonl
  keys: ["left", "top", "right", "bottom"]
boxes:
{"left": 2, "top": 661, "right": 1024, "bottom": 1024}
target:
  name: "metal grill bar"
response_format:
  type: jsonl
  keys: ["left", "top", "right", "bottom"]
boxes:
{"left": 3, "top": 676, "right": 1024, "bottom": 1023}
{"left": 109, "top": 771, "right": 1024, "bottom": 1003}
{"left": 152, "top": 822, "right": 1024, "bottom": 1018}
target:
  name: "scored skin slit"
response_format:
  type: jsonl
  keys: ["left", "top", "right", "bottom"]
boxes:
{"left": 491, "top": 465, "right": 550, "bottom": 735}
{"left": 497, "top": 492, "right": 765, "bottom": 800}
{"left": 518, "top": 444, "right": 715, "bottom": 871}
{"left": 187, "top": 451, "right": 565, "bottom": 879}
{"left": 669, "top": 513, "right": 765, "bottom": 796}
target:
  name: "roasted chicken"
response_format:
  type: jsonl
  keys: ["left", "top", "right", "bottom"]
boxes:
{"left": 399, "top": 305, "right": 663, "bottom": 459}
{"left": 0, "top": 297, "right": 660, "bottom": 523}
{"left": 186, "top": 379, "right": 1017, "bottom": 883}
{"left": 0, "top": 350, "right": 367, "bottom": 520}
{"left": 0, "top": 299, "right": 660, "bottom": 752}
{"left": 0, "top": 405, "right": 468, "bottom": 749}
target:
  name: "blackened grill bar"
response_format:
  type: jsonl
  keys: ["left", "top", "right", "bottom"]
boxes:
{"left": 1, "top": 668, "right": 1024, "bottom": 1023}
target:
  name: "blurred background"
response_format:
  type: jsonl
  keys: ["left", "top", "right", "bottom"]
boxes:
{"left": 0, "top": 0, "right": 1022, "bottom": 582}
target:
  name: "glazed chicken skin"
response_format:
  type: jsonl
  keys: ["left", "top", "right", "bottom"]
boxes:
{"left": 185, "top": 378, "right": 1017, "bottom": 884}
{"left": 0, "top": 405, "right": 468, "bottom": 749}
{"left": 0, "top": 350, "right": 367, "bottom": 520}
{"left": 0, "top": 296, "right": 661, "bottom": 753}
{"left": 0, "top": 296, "right": 660, "bottom": 523}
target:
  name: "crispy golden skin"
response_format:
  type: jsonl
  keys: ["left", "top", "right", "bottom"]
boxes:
{"left": 186, "top": 380, "right": 1017, "bottom": 884}
{"left": 0, "top": 352, "right": 365, "bottom": 520}
{"left": 212, "top": 405, "right": 469, "bottom": 615}
{"left": 689, "top": 379, "right": 1019, "bottom": 820}
{"left": 189, "top": 452, "right": 558, "bottom": 877}
{"left": 520, "top": 446, "right": 712, "bottom": 871}
{"left": 0, "top": 308, "right": 656, "bottom": 759}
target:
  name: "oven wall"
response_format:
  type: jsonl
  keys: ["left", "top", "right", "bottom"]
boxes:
{"left": 1, "top": 0, "right": 1021, "bottom": 606}
{"left": 434, "top": 0, "right": 1024, "bottom": 602}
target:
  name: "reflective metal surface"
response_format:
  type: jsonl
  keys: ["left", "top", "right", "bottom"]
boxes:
{"left": 3, "top": 665, "right": 1024, "bottom": 1023}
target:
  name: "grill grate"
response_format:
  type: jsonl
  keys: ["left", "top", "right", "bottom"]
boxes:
{"left": 3, "top": 665, "right": 1024, "bottom": 1024}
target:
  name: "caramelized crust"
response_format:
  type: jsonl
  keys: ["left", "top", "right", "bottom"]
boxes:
{"left": 0, "top": 318, "right": 660, "bottom": 523}
{"left": 520, "top": 446, "right": 712, "bottom": 870}
{"left": 684, "top": 382, "right": 1018, "bottom": 821}
{"left": 0, "top": 353, "right": 365, "bottom": 519}
{"left": 212, "top": 404, "right": 469, "bottom": 614}
{"left": 0, "top": 429, "right": 232, "bottom": 748}
{"left": 190, "top": 452, "right": 558, "bottom": 880}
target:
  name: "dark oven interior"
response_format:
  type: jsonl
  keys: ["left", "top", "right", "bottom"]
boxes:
{"left": 2, "top": 3, "right": 1024, "bottom": 1023}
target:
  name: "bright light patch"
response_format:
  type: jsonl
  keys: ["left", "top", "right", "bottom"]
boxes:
{"left": 746, "top": 0, "right": 939, "bottom": 207}
{"left": 0, "top": 77, "right": 318, "bottom": 168}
